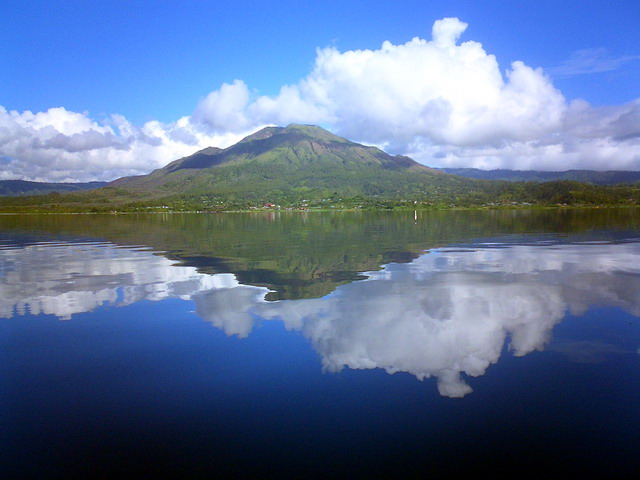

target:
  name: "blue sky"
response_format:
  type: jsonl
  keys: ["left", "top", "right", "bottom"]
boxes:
{"left": 1, "top": 0, "right": 639, "bottom": 182}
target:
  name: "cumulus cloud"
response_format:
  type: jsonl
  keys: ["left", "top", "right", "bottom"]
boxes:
{"left": 1, "top": 17, "right": 639, "bottom": 181}
{"left": 294, "top": 19, "right": 566, "bottom": 148}
{"left": 192, "top": 80, "right": 253, "bottom": 132}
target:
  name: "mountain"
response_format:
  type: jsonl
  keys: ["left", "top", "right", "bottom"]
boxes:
{"left": 2, "top": 125, "right": 639, "bottom": 212}
{"left": 110, "top": 124, "right": 476, "bottom": 203}
{"left": 0, "top": 180, "right": 107, "bottom": 197}
{"left": 439, "top": 168, "right": 640, "bottom": 186}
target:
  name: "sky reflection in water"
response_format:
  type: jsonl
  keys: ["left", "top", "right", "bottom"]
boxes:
{"left": 2, "top": 236, "right": 639, "bottom": 397}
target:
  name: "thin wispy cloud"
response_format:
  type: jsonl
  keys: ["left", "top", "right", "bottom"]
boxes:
{"left": 549, "top": 48, "right": 640, "bottom": 77}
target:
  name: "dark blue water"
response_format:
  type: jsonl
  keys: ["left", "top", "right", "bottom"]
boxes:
{"left": 1, "top": 217, "right": 639, "bottom": 478}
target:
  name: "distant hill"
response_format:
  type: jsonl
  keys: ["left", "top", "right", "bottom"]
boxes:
{"left": 438, "top": 168, "right": 640, "bottom": 186}
{"left": 110, "top": 124, "right": 477, "bottom": 203}
{"left": 0, "top": 180, "right": 107, "bottom": 197}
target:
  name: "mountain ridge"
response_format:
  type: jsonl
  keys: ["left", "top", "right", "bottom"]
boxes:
{"left": 153, "top": 124, "right": 438, "bottom": 175}
{"left": 439, "top": 167, "right": 640, "bottom": 186}
{"left": 0, "top": 180, "right": 107, "bottom": 197}
{"left": 109, "top": 124, "right": 454, "bottom": 201}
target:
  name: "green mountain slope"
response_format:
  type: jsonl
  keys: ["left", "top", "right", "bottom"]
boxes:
{"left": 110, "top": 124, "right": 475, "bottom": 203}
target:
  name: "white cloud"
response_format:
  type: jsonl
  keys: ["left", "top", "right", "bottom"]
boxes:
{"left": 1, "top": 17, "right": 639, "bottom": 181}
{"left": 0, "top": 106, "right": 256, "bottom": 182}
{"left": 226, "top": 18, "right": 566, "bottom": 149}
{"left": 190, "top": 16, "right": 638, "bottom": 171}
{"left": 192, "top": 79, "right": 253, "bottom": 132}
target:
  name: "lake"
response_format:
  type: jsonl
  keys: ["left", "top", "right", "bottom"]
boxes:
{"left": 1, "top": 209, "right": 639, "bottom": 478}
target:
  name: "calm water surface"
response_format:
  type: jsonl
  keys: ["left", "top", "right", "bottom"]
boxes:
{"left": 1, "top": 210, "right": 639, "bottom": 477}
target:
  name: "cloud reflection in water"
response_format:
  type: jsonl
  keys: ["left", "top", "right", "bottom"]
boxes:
{"left": 1, "top": 239, "right": 639, "bottom": 397}
{"left": 0, "top": 242, "right": 251, "bottom": 320}
{"left": 199, "top": 241, "right": 640, "bottom": 397}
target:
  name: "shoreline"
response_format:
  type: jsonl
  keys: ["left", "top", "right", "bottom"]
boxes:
{"left": 1, "top": 204, "right": 639, "bottom": 216}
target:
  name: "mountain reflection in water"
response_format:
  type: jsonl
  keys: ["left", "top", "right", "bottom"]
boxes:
{"left": 2, "top": 234, "right": 639, "bottom": 397}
